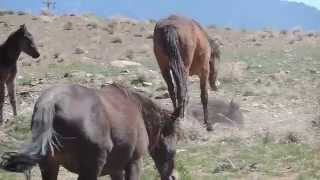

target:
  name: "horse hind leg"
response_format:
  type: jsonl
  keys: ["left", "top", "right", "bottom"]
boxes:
{"left": 110, "top": 171, "right": 124, "bottom": 180}
{"left": 200, "top": 72, "right": 212, "bottom": 131}
{"left": 125, "top": 158, "right": 142, "bottom": 180}
{"left": 6, "top": 80, "right": 17, "bottom": 117}
{"left": 0, "top": 83, "right": 5, "bottom": 124}
{"left": 39, "top": 157, "right": 59, "bottom": 180}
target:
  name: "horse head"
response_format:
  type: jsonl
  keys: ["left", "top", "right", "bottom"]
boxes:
{"left": 18, "top": 24, "right": 40, "bottom": 59}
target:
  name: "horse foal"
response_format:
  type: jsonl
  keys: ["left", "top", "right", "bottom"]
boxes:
{"left": 0, "top": 25, "right": 40, "bottom": 123}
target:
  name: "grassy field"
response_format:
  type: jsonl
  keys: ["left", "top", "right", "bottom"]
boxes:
{"left": 1, "top": 12, "right": 320, "bottom": 180}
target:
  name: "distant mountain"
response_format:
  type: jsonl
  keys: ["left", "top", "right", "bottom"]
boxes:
{"left": 193, "top": 0, "right": 320, "bottom": 30}
{"left": 3, "top": 0, "right": 319, "bottom": 30}
{"left": 115, "top": 0, "right": 320, "bottom": 31}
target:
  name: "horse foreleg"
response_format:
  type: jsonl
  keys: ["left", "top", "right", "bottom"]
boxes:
{"left": 0, "top": 83, "right": 5, "bottom": 124}
{"left": 110, "top": 171, "right": 124, "bottom": 180}
{"left": 78, "top": 149, "right": 107, "bottom": 180}
{"left": 6, "top": 80, "right": 17, "bottom": 117}
{"left": 39, "top": 158, "right": 59, "bottom": 180}
{"left": 200, "top": 74, "right": 212, "bottom": 131}
{"left": 125, "top": 158, "right": 142, "bottom": 180}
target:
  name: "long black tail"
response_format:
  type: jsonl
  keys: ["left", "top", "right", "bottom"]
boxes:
{"left": 163, "top": 26, "right": 188, "bottom": 117}
{"left": 0, "top": 100, "right": 59, "bottom": 173}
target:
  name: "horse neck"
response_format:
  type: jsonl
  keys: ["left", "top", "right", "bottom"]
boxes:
{"left": 1, "top": 32, "right": 22, "bottom": 66}
{"left": 133, "top": 93, "right": 165, "bottom": 147}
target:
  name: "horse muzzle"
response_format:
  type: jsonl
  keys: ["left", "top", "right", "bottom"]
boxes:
{"left": 32, "top": 51, "right": 40, "bottom": 59}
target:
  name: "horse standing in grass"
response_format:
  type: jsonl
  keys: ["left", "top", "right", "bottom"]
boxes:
{"left": 153, "top": 15, "right": 220, "bottom": 131}
{"left": 0, "top": 24, "right": 40, "bottom": 124}
{"left": 0, "top": 83, "right": 178, "bottom": 180}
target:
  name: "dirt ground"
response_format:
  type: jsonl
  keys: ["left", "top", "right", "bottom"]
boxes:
{"left": 0, "top": 11, "right": 320, "bottom": 179}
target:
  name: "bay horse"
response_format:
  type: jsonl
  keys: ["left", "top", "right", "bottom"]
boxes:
{"left": 0, "top": 83, "right": 178, "bottom": 180}
{"left": 153, "top": 15, "right": 220, "bottom": 131}
{"left": 0, "top": 24, "right": 40, "bottom": 124}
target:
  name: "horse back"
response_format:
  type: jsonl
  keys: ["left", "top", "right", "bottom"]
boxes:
{"left": 154, "top": 15, "right": 211, "bottom": 75}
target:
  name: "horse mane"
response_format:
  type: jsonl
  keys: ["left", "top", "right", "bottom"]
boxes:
{"left": 108, "top": 83, "right": 176, "bottom": 149}
{"left": 1, "top": 27, "right": 22, "bottom": 49}
{"left": 109, "top": 83, "right": 171, "bottom": 128}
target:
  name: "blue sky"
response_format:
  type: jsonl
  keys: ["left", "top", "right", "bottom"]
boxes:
{"left": 0, "top": 0, "right": 319, "bottom": 27}
{"left": 287, "top": 0, "right": 320, "bottom": 9}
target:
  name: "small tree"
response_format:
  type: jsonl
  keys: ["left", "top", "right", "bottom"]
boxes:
{"left": 42, "top": 0, "right": 56, "bottom": 15}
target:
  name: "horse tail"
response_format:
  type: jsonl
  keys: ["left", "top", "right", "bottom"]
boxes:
{"left": 0, "top": 98, "right": 59, "bottom": 173}
{"left": 163, "top": 26, "right": 188, "bottom": 117}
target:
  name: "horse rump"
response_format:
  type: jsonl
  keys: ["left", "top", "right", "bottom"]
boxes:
{"left": 162, "top": 26, "right": 188, "bottom": 118}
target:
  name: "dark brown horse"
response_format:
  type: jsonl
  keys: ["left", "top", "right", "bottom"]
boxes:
{"left": 0, "top": 83, "right": 178, "bottom": 180}
{"left": 0, "top": 24, "right": 40, "bottom": 124}
{"left": 153, "top": 15, "right": 220, "bottom": 131}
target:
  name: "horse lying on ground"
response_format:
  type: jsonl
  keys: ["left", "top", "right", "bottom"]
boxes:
{"left": 0, "top": 24, "right": 40, "bottom": 124}
{"left": 153, "top": 15, "right": 220, "bottom": 131}
{"left": 0, "top": 83, "right": 178, "bottom": 180}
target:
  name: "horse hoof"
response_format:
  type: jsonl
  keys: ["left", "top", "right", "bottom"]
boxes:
{"left": 206, "top": 125, "right": 213, "bottom": 131}
{"left": 210, "top": 86, "right": 218, "bottom": 91}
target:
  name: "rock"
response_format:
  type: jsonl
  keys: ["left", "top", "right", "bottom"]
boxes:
{"left": 270, "top": 71, "right": 287, "bottom": 81}
{"left": 111, "top": 37, "right": 122, "bottom": 43}
{"left": 74, "top": 48, "right": 85, "bottom": 54}
{"left": 124, "top": 50, "right": 134, "bottom": 60}
{"left": 102, "top": 26, "right": 114, "bottom": 34}
{"left": 87, "top": 22, "right": 98, "bottom": 30}
{"left": 309, "top": 69, "right": 320, "bottom": 74}
{"left": 53, "top": 53, "right": 59, "bottom": 59}
{"left": 120, "top": 69, "right": 130, "bottom": 74}
{"left": 64, "top": 71, "right": 87, "bottom": 79}
{"left": 63, "top": 22, "right": 73, "bottom": 30}
{"left": 17, "top": 11, "right": 27, "bottom": 16}
{"left": 156, "top": 86, "right": 167, "bottom": 91}
{"left": 110, "top": 60, "right": 141, "bottom": 68}
{"left": 243, "top": 90, "right": 256, "bottom": 97}
{"left": 86, "top": 73, "right": 94, "bottom": 78}
{"left": 254, "top": 42, "right": 262, "bottom": 46}
{"left": 155, "top": 93, "right": 170, "bottom": 99}
{"left": 142, "top": 82, "right": 152, "bottom": 87}
{"left": 57, "top": 58, "right": 64, "bottom": 63}
{"left": 280, "top": 30, "right": 288, "bottom": 35}
{"left": 146, "top": 34, "right": 153, "bottom": 39}
{"left": 22, "top": 61, "right": 32, "bottom": 67}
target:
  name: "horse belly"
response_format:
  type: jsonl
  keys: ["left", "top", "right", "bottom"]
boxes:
{"left": 100, "top": 144, "right": 136, "bottom": 175}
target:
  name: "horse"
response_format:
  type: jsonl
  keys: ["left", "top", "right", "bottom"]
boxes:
{"left": 0, "top": 83, "right": 178, "bottom": 180}
{"left": 153, "top": 15, "right": 220, "bottom": 131}
{"left": 0, "top": 24, "right": 40, "bottom": 124}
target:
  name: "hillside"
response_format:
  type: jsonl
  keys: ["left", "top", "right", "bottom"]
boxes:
{"left": 2, "top": 0, "right": 320, "bottom": 30}
{"left": 0, "top": 12, "right": 320, "bottom": 179}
